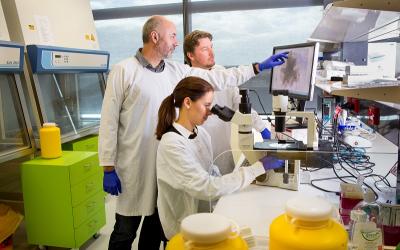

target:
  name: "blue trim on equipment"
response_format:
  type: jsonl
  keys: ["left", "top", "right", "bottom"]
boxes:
{"left": 0, "top": 40, "right": 24, "bottom": 72}
{"left": 27, "top": 44, "right": 110, "bottom": 74}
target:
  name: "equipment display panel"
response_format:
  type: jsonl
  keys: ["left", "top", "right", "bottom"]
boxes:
{"left": 270, "top": 42, "right": 319, "bottom": 100}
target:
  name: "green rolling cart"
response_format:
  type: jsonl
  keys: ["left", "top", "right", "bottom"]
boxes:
{"left": 21, "top": 151, "right": 105, "bottom": 249}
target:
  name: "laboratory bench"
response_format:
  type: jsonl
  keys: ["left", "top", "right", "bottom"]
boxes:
{"left": 214, "top": 128, "right": 399, "bottom": 249}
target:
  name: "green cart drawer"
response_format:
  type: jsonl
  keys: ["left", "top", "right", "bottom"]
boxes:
{"left": 71, "top": 173, "right": 103, "bottom": 206}
{"left": 69, "top": 154, "right": 100, "bottom": 186}
{"left": 73, "top": 191, "right": 105, "bottom": 228}
{"left": 74, "top": 209, "right": 106, "bottom": 247}
{"left": 73, "top": 136, "right": 98, "bottom": 151}
{"left": 62, "top": 135, "right": 99, "bottom": 152}
{"left": 75, "top": 142, "right": 98, "bottom": 152}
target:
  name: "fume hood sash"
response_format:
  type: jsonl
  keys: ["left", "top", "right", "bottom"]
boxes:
{"left": 0, "top": 41, "right": 34, "bottom": 163}
{"left": 309, "top": 4, "right": 399, "bottom": 43}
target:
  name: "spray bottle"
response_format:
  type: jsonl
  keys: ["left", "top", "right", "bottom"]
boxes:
{"left": 349, "top": 189, "right": 384, "bottom": 250}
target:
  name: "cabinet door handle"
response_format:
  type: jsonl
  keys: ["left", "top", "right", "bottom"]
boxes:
{"left": 86, "top": 201, "right": 96, "bottom": 213}
{"left": 88, "top": 219, "right": 98, "bottom": 228}
{"left": 83, "top": 163, "right": 92, "bottom": 172}
{"left": 85, "top": 182, "right": 96, "bottom": 193}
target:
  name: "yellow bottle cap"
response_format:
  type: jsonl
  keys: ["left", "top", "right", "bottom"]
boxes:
{"left": 43, "top": 122, "right": 57, "bottom": 127}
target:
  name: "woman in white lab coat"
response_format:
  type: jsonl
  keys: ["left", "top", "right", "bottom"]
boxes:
{"left": 155, "top": 76, "right": 283, "bottom": 239}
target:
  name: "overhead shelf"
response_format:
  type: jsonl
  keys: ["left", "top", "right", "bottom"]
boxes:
{"left": 311, "top": 0, "right": 400, "bottom": 105}
{"left": 332, "top": 0, "right": 400, "bottom": 12}
{"left": 315, "top": 81, "right": 400, "bottom": 104}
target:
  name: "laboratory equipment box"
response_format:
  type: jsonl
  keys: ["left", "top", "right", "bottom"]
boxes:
{"left": 62, "top": 134, "right": 98, "bottom": 152}
{"left": 21, "top": 151, "right": 105, "bottom": 248}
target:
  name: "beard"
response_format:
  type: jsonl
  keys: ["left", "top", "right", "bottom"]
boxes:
{"left": 155, "top": 41, "right": 174, "bottom": 59}
{"left": 206, "top": 61, "right": 215, "bottom": 69}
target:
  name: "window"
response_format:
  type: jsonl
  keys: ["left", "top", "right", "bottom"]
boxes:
{"left": 92, "top": 3, "right": 323, "bottom": 113}
{"left": 90, "top": 0, "right": 181, "bottom": 10}
{"left": 95, "top": 15, "right": 184, "bottom": 65}
{"left": 192, "top": 6, "right": 323, "bottom": 66}
{"left": 192, "top": 6, "right": 323, "bottom": 114}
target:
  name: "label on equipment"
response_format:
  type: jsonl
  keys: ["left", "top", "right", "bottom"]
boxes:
{"left": 0, "top": 47, "right": 20, "bottom": 68}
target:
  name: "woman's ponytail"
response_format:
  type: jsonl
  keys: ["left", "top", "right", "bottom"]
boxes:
{"left": 156, "top": 94, "right": 176, "bottom": 140}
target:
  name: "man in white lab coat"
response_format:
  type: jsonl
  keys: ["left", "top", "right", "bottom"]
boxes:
{"left": 183, "top": 30, "right": 287, "bottom": 174}
{"left": 99, "top": 16, "right": 288, "bottom": 250}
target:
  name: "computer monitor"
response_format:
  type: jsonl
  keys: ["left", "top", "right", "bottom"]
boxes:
{"left": 270, "top": 42, "right": 319, "bottom": 101}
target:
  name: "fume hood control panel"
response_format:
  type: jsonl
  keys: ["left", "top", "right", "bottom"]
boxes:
{"left": 0, "top": 41, "right": 24, "bottom": 72}
{"left": 50, "top": 51, "right": 107, "bottom": 68}
{"left": 27, "top": 45, "right": 110, "bottom": 73}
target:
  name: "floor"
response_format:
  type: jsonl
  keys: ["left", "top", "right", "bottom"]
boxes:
{"left": 12, "top": 195, "right": 143, "bottom": 250}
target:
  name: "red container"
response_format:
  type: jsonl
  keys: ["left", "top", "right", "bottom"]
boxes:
{"left": 383, "top": 225, "right": 400, "bottom": 246}
{"left": 347, "top": 97, "right": 360, "bottom": 113}
{"left": 340, "top": 214, "right": 350, "bottom": 225}
{"left": 340, "top": 194, "right": 363, "bottom": 210}
{"left": 368, "top": 105, "right": 380, "bottom": 126}
{"left": 339, "top": 194, "right": 363, "bottom": 225}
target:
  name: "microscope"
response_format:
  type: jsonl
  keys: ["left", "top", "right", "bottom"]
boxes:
{"left": 252, "top": 93, "right": 319, "bottom": 189}
{"left": 212, "top": 42, "right": 320, "bottom": 190}
{"left": 212, "top": 89, "right": 305, "bottom": 190}
{"left": 267, "top": 94, "right": 319, "bottom": 149}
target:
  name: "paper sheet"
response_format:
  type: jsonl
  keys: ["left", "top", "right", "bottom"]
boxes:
{"left": 34, "top": 15, "right": 54, "bottom": 44}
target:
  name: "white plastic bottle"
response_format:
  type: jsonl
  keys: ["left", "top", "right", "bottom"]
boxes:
{"left": 349, "top": 189, "right": 384, "bottom": 250}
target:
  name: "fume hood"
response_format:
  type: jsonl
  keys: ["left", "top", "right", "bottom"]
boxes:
{"left": 0, "top": 41, "right": 34, "bottom": 163}
{"left": 25, "top": 45, "right": 109, "bottom": 144}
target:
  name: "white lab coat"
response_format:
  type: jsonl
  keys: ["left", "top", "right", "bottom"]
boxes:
{"left": 156, "top": 123, "right": 265, "bottom": 239}
{"left": 202, "top": 65, "right": 267, "bottom": 175}
{"left": 99, "top": 56, "right": 255, "bottom": 216}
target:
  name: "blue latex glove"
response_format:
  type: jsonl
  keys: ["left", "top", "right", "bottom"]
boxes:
{"left": 103, "top": 169, "right": 122, "bottom": 196}
{"left": 260, "top": 128, "right": 271, "bottom": 140}
{"left": 258, "top": 52, "right": 289, "bottom": 71}
{"left": 259, "top": 155, "right": 284, "bottom": 171}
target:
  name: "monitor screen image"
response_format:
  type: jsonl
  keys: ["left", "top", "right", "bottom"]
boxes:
{"left": 270, "top": 42, "right": 319, "bottom": 100}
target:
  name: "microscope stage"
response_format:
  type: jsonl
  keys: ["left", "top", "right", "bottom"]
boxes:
{"left": 254, "top": 140, "right": 307, "bottom": 151}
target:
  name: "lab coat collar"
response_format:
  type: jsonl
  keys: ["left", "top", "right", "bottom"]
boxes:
{"left": 172, "top": 122, "right": 198, "bottom": 139}
{"left": 135, "top": 48, "right": 165, "bottom": 73}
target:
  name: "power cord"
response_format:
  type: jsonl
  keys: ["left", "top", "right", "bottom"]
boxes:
{"left": 249, "top": 89, "right": 268, "bottom": 115}
{"left": 306, "top": 116, "right": 388, "bottom": 199}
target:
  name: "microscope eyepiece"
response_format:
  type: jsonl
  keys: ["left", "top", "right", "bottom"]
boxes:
{"left": 211, "top": 104, "right": 235, "bottom": 122}
{"left": 239, "top": 88, "right": 251, "bottom": 114}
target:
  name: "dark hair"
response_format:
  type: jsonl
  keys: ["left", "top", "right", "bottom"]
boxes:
{"left": 183, "top": 30, "right": 213, "bottom": 66}
{"left": 156, "top": 76, "right": 214, "bottom": 140}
